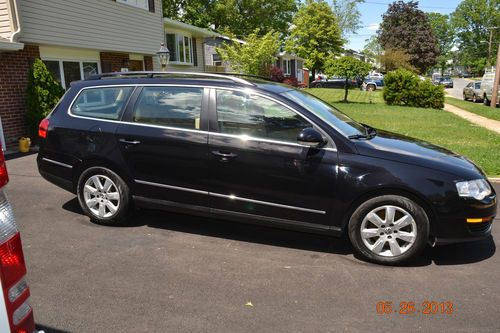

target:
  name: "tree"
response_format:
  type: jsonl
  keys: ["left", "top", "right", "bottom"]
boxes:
{"left": 427, "top": 13, "right": 455, "bottom": 75}
{"left": 451, "top": 0, "right": 500, "bottom": 72}
{"left": 26, "top": 59, "right": 65, "bottom": 139}
{"left": 378, "top": 1, "right": 439, "bottom": 73}
{"left": 163, "top": 0, "right": 298, "bottom": 37}
{"left": 330, "top": 0, "right": 365, "bottom": 39}
{"left": 362, "top": 35, "right": 382, "bottom": 70}
{"left": 324, "top": 56, "right": 371, "bottom": 102}
{"left": 286, "top": 0, "right": 343, "bottom": 81}
{"left": 378, "top": 48, "right": 416, "bottom": 72}
{"left": 216, "top": 30, "right": 280, "bottom": 76}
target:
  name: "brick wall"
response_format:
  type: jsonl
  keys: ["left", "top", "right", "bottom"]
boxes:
{"left": 144, "top": 56, "right": 153, "bottom": 71}
{"left": 100, "top": 52, "right": 130, "bottom": 72}
{"left": 0, "top": 45, "right": 40, "bottom": 148}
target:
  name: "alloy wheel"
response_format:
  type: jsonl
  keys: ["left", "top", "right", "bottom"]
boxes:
{"left": 83, "top": 175, "right": 120, "bottom": 218}
{"left": 360, "top": 205, "right": 417, "bottom": 257}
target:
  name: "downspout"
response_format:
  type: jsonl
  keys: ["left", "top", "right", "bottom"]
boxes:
{"left": 9, "top": 0, "right": 22, "bottom": 42}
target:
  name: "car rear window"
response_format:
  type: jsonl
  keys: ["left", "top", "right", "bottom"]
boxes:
{"left": 132, "top": 86, "right": 203, "bottom": 130}
{"left": 71, "top": 86, "right": 133, "bottom": 120}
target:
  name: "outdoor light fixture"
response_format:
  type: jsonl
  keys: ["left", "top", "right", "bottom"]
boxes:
{"left": 157, "top": 43, "right": 170, "bottom": 71}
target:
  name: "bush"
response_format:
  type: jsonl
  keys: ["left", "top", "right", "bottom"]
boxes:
{"left": 269, "top": 66, "right": 285, "bottom": 82}
{"left": 282, "top": 76, "right": 298, "bottom": 87}
{"left": 383, "top": 69, "right": 444, "bottom": 109}
{"left": 26, "top": 59, "right": 65, "bottom": 139}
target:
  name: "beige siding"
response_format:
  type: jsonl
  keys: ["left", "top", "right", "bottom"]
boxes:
{"left": 0, "top": 0, "right": 11, "bottom": 39}
{"left": 18, "top": 0, "right": 163, "bottom": 55}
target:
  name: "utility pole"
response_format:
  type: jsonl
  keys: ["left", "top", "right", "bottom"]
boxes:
{"left": 491, "top": 43, "right": 500, "bottom": 108}
{"left": 487, "top": 29, "right": 493, "bottom": 67}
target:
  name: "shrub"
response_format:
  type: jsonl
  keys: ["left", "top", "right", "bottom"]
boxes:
{"left": 269, "top": 66, "right": 285, "bottom": 82}
{"left": 26, "top": 59, "right": 64, "bottom": 138}
{"left": 282, "top": 76, "right": 298, "bottom": 87}
{"left": 383, "top": 69, "right": 444, "bottom": 109}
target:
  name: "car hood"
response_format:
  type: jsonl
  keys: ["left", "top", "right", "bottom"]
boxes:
{"left": 353, "top": 129, "right": 484, "bottom": 179}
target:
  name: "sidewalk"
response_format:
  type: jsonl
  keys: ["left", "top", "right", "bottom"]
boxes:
{"left": 443, "top": 103, "right": 500, "bottom": 135}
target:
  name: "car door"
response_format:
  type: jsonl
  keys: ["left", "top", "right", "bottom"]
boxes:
{"left": 464, "top": 82, "right": 473, "bottom": 98}
{"left": 207, "top": 88, "right": 339, "bottom": 229}
{"left": 116, "top": 85, "right": 210, "bottom": 208}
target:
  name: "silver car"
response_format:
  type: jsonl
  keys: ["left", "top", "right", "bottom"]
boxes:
{"left": 463, "top": 81, "right": 483, "bottom": 103}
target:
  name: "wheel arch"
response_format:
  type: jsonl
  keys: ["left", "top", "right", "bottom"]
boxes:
{"left": 72, "top": 157, "right": 134, "bottom": 193}
{"left": 340, "top": 187, "right": 437, "bottom": 237}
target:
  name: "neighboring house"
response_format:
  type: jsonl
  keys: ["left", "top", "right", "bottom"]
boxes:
{"left": 0, "top": 0, "right": 164, "bottom": 148}
{"left": 164, "top": 18, "right": 219, "bottom": 72}
{"left": 343, "top": 49, "right": 366, "bottom": 62}
{"left": 276, "top": 52, "right": 305, "bottom": 84}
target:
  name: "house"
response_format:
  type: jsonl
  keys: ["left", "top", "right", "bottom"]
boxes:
{"left": 0, "top": 0, "right": 164, "bottom": 148}
{"left": 164, "top": 18, "right": 219, "bottom": 72}
{"left": 275, "top": 52, "right": 305, "bottom": 84}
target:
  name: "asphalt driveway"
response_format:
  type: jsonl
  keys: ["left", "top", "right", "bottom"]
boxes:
{"left": 6, "top": 153, "right": 500, "bottom": 332}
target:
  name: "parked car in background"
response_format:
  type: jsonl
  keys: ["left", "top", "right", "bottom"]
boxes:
{"left": 37, "top": 71, "right": 496, "bottom": 265}
{"left": 311, "top": 76, "right": 358, "bottom": 88}
{"left": 431, "top": 73, "right": 441, "bottom": 84}
{"left": 0, "top": 150, "right": 36, "bottom": 332}
{"left": 458, "top": 72, "right": 472, "bottom": 78}
{"left": 436, "top": 76, "right": 454, "bottom": 88}
{"left": 481, "top": 71, "right": 500, "bottom": 106}
{"left": 463, "top": 81, "right": 483, "bottom": 103}
{"left": 369, "top": 72, "right": 384, "bottom": 79}
{"left": 363, "top": 76, "right": 384, "bottom": 91}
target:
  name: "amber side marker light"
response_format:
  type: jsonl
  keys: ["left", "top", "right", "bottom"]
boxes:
{"left": 466, "top": 218, "right": 492, "bottom": 223}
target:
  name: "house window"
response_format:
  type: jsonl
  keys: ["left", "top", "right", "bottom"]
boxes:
{"left": 43, "top": 60, "right": 100, "bottom": 89}
{"left": 116, "top": 0, "right": 149, "bottom": 11}
{"left": 212, "top": 54, "right": 222, "bottom": 66}
{"left": 283, "top": 59, "right": 291, "bottom": 75}
{"left": 165, "top": 33, "right": 193, "bottom": 65}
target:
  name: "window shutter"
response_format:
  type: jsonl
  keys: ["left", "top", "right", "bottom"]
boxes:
{"left": 192, "top": 37, "right": 198, "bottom": 67}
{"left": 291, "top": 59, "right": 296, "bottom": 77}
{"left": 148, "top": 0, "right": 155, "bottom": 12}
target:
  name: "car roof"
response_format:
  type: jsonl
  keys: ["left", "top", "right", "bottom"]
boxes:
{"left": 70, "top": 72, "right": 294, "bottom": 94}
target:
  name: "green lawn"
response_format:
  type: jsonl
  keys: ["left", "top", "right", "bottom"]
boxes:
{"left": 306, "top": 88, "right": 500, "bottom": 177}
{"left": 445, "top": 97, "right": 500, "bottom": 121}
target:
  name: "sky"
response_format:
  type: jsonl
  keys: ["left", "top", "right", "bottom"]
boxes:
{"left": 346, "top": 0, "right": 463, "bottom": 51}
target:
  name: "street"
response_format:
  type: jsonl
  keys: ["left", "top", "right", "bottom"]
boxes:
{"left": 446, "top": 77, "right": 470, "bottom": 100}
{"left": 6, "top": 153, "right": 500, "bottom": 332}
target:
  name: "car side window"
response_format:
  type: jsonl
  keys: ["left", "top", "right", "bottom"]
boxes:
{"left": 467, "top": 83, "right": 473, "bottom": 88}
{"left": 132, "top": 86, "right": 203, "bottom": 130}
{"left": 475, "top": 82, "right": 481, "bottom": 89}
{"left": 71, "top": 86, "right": 133, "bottom": 120}
{"left": 216, "top": 89, "right": 312, "bottom": 143}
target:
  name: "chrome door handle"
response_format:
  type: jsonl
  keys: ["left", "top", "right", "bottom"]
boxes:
{"left": 212, "top": 150, "right": 237, "bottom": 162}
{"left": 119, "top": 139, "right": 141, "bottom": 145}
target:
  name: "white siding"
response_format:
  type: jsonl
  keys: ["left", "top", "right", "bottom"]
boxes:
{"left": 166, "top": 37, "right": 204, "bottom": 72}
{"left": 0, "top": 0, "right": 11, "bottom": 39}
{"left": 18, "top": 0, "right": 163, "bottom": 55}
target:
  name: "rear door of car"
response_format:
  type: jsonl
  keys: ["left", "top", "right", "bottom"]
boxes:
{"left": 206, "top": 88, "right": 339, "bottom": 230}
{"left": 116, "top": 85, "right": 210, "bottom": 208}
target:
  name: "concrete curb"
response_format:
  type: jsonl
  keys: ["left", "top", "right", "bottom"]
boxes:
{"left": 489, "top": 178, "right": 500, "bottom": 183}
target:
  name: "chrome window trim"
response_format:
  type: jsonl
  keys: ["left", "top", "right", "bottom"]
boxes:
{"left": 42, "top": 158, "right": 73, "bottom": 169}
{"left": 66, "top": 84, "right": 337, "bottom": 152}
{"left": 135, "top": 179, "right": 326, "bottom": 215}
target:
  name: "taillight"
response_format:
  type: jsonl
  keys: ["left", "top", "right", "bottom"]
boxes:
{"left": 0, "top": 149, "right": 35, "bottom": 332}
{"left": 38, "top": 118, "right": 49, "bottom": 139}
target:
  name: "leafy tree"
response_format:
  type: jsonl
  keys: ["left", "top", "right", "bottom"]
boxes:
{"left": 330, "top": 0, "right": 365, "bottom": 39}
{"left": 427, "top": 13, "right": 455, "bottom": 75}
{"left": 26, "top": 59, "right": 65, "bottom": 139}
{"left": 378, "top": 1, "right": 439, "bottom": 73}
{"left": 286, "top": 0, "right": 343, "bottom": 81}
{"left": 324, "top": 56, "right": 371, "bottom": 102}
{"left": 378, "top": 48, "right": 417, "bottom": 72}
{"left": 163, "top": 0, "right": 297, "bottom": 37}
{"left": 216, "top": 30, "right": 280, "bottom": 76}
{"left": 363, "top": 35, "right": 383, "bottom": 70}
{"left": 451, "top": 0, "right": 500, "bottom": 71}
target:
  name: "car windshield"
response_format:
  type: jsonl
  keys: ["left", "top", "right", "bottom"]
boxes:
{"left": 280, "top": 89, "right": 366, "bottom": 137}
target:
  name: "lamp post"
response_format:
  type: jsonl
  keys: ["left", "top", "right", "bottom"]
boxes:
{"left": 157, "top": 43, "right": 170, "bottom": 71}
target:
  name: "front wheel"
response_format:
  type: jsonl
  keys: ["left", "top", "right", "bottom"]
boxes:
{"left": 472, "top": 94, "right": 477, "bottom": 103}
{"left": 366, "top": 84, "right": 375, "bottom": 91}
{"left": 77, "top": 167, "right": 131, "bottom": 225}
{"left": 484, "top": 96, "right": 490, "bottom": 106}
{"left": 348, "top": 195, "right": 429, "bottom": 265}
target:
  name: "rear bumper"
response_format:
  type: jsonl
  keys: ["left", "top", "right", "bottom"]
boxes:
{"left": 37, "top": 155, "right": 75, "bottom": 193}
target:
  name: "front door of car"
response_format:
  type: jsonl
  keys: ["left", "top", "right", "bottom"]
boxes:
{"left": 207, "top": 88, "right": 339, "bottom": 229}
{"left": 116, "top": 85, "right": 210, "bottom": 208}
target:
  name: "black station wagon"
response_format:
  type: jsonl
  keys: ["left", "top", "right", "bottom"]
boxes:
{"left": 37, "top": 72, "right": 496, "bottom": 265}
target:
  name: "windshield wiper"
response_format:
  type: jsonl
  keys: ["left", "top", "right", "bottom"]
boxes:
{"left": 348, "top": 125, "right": 377, "bottom": 140}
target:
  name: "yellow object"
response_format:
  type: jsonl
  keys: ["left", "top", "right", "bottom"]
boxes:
{"left": 466, "top": 218, "right": 485, "bottom": 223}
{"left": 19, "top": 137, "right": 31, "bottom": 153}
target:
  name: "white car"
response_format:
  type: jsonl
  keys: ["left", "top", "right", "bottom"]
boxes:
{"left": 481, "top": 71, "right": 499, "bottom": 106}
{"left": 0, "top": 149, "right": 37, "bottom": 332}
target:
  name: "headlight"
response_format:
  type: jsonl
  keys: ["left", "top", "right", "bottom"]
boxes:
{"left": 456, "top": 179, "right": 492, "bottom": 200}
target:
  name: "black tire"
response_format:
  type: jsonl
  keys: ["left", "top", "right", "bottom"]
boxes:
{"left": 348, "top": 195, "right": 429, "bottom": 265}
{"left": 472, "top": 94, "right": 477, "bottom": 103}
{"left": 367, "top": 84, "right": 375, "bottom": 91}
{"left": 315, "top": 83, "right": 322, "bottom": 88}
{"left": 77, "top": 166, "right": 131, "bottom": 225}
{"left": 484, "top": 95, "right": 490, "bottom": 106}
{"left": 463, "top": 93, "right": 468, "bottom": 101}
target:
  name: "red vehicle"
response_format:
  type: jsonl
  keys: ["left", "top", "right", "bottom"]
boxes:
{"left": 0, "top": 149, "right": 36, "bottom": 332}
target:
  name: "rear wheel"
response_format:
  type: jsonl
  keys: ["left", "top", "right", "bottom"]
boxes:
{"left": 77, "top": 167, "right": 130, "bottom": 225}
{"left": 484, "top": 95, "right": 490, "bottom": 106}
{"left": 463, "top": 93, "right": 468, "bottom": 101}
{"left": 314, "top": 83, "right": 323, "bottom": 88}
{"left": 348, "top": 195, "right": 429, "bottom": 265}
{"left": 367, "top": 84, "right": 375, "bottom": 91}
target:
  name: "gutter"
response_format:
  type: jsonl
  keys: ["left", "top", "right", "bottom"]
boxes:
{"left": 8, "top": 0, "right": 22, "bottom": 43}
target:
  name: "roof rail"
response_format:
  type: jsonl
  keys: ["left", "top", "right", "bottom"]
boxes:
{"left": 85, "top": 71, "right": 255, "bottom": 86}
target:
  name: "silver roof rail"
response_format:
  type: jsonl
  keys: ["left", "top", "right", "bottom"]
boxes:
{"left": 86, "top": 71, "right": 255, "bottom": 86}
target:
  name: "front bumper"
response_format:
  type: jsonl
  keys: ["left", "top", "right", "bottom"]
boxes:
{"left": 432, "top": 193, "right": 496, "bottom": 246}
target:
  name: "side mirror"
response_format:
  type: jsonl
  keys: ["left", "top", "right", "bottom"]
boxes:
{"left": 297, "top": 128, "right": 326, "bottom": 148}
